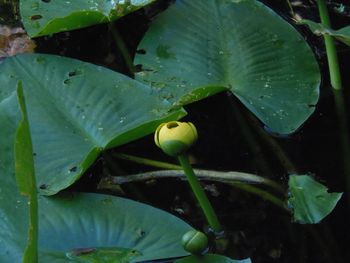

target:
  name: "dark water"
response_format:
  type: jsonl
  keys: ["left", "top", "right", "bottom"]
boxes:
{"left": 2, "top": 0, "right": 350, "bottom": 262}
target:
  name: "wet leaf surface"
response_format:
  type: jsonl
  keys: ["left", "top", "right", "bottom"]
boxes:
{"left": 135, "top": 0, "right": 321, "bottom": 134}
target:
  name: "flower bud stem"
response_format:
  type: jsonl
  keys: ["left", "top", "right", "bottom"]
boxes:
{"left": 316, "top": 0, "right": 342, "bottom": 90}
{"left": 178, "top": 154, "right": 222, "bottom": 233}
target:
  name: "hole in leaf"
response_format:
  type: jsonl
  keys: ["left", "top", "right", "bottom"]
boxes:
{"left": 69, "top": 166, "right": 78, "bottom": 172}
{"left": 42, "top": 0, "right": 51, "bottom": 2}
{"left": 136, "top": 49, "right": 146, "bottom": 54}
{"left": 63, "top": 78, "right": 72, "bottom": 85}
{"left": 134, "top": 64, "right": 143, "bottom": 72}
{"left": 167, "top": 122, "right": 179, "bottom": 129}
{"left": 308, "top": 104, "right": 316, "bottom": 108}
{"left": 134, "top": 64, "right": 153, "bottom": 73}
{"left": 71, "top": 248, "right": 96, "bottom": 256}
{"left": 68, "top": 69, "right": 83, "bottom": 77}
{"left": 30, "top": 14, "right": 43, "bottom": 20}
{"left": 35, "top": 56, "right": 45, "bottom": 63}
{"left": 39, "top": 184, "right": 47, "bottom": 189}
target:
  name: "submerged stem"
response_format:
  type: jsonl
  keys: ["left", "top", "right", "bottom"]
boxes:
{"left": 108, "top": 23, "right": 135, "bottom": 75}
{"left": 100, "top": 170, "right": 288, "bottom": 211}
{"left": 113, "top": 152, "right": 181, "bottom": 170}
{"left": 316, "top": 0, "right": 342, "bottom": 90}
{"left": 229, "top": 183, "right": 289, "bottom": 211}
{"left": 113, "top": 152, "right": 285, "bottom": 192}
{"left": 316, "top": 1, "right": 350, "bottom": 206}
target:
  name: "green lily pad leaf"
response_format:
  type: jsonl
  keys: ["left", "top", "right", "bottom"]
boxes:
{"left": 38, "top": 192, "right": 192, "bottom": 262}
{"left": 0, "top": 53, "right": 186, "bottom": 195}
{"left": 288, "top": 175, "right": 343, "bottom": 224}
{"left": 174, "top": 254, "right": 251, "bottom": 263}
{"left": 298, "top": 19, "right": 350, "bottom": 46}
{"left": 2, "top": 110, "right": 192, "bottom": 262}
{"left": 134, "top": 0, "right": 320, "bottom": 134}
{"left": 15, "top": 83, "right": 39, "bottom": 262}
{"left": 20, "top": 0, "right": 156, "bottom": 37}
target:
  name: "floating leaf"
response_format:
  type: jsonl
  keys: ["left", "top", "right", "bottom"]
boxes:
{"left": 175, "top": 254, "right": 251, "bottom": 263}
{"left": 2, "top": 103, "right": 192, "bottom": 261}
{"left": 0, "top": 53, "right": 185, "bottom": 195}
{"left": 1, "top": 148, "right": 192, "bottom": 262}
{"left": 298, "top": 19, "right": 350, "bottom": 46}
{"left": 20, "top": 0, "right": 156, "bottom": 37}
{"left": 15, "top": 82, "right": 38, "bottom": 262}
{"left": 38, "top": 192, "right": 192, "bottom": 262}
{"left": 288, "top": 175, "right": 342, "bottom": 224}
{"left": 134, "top": 0, "right": 320, "bottom": 134}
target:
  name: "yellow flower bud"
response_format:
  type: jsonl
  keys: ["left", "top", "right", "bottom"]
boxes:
{"left": 154, "top": 121, "right": 198, "bottom": 157}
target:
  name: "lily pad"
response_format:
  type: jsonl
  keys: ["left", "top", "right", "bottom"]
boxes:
{"left": 2, "top": 104, "right": 192, "bottom": 262}
{"left": 288, "top": 175, "right": 343, "bottom": 224}
{"left": 20, "top": 0, "right": 156, "bottom": 37}
{"left": 0, "top": 53, "right": 185, "bottom": 195}
{"left": 38, "top": 192, "right": 193, "bottom": 262}
{"left": 298, "top": 19, "right": 350, "bottom": 46}
{"left": 134, "top": 0, "right": 320, "bottom": 134}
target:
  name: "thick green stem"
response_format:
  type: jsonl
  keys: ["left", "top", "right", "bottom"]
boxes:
{"left": 178, "top": 154, "right": 222, "bottom": 233}
{"left": 316, "top": 1, "right": 350, "bottom": 206}
{"left": 316, "top": 0, "right": 342, "bottom": 90}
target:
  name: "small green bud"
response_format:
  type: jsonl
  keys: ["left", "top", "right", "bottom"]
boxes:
{"left": 154, "top": 121, "right": 198, "bottom": 157}
{"left": 181, "top": 230, "right": 208, "bottom": 255}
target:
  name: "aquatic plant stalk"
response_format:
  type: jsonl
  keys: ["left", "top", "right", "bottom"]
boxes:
{"left": 114, "top": 152, "right": 181, "bottom": 170}
{"left": 107, "top": 153, "right": 289, "bottom": 214}
{"left": 108, "top": 23, "right": 135, "bottom": 75}
{"left": 316, "top": 0, "right": 342, "bottom": 90}
{"left": 316, "top": 0, "right": 350, "bottom": 206}
{"left": 100, "top": 169, "right": 288, "bottom": 212}
{"left": 286, "top": 0, "right": 295, "bottom": 17}
{"left": 113, "top": 152, "right": 285, "bottom": 192}
{"left": 177, "top": 154, "right": 222, "bottom": 233}
{"left": 227, "top": 93, "right": 297, "bottom": 174}
{"left": 229, "top": 183, "right": 288, "bottom": 211}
